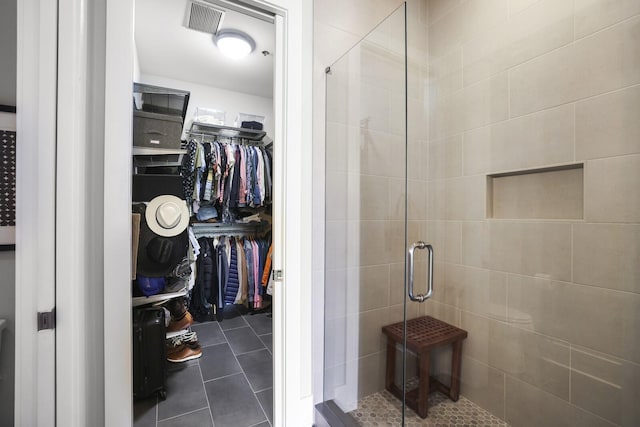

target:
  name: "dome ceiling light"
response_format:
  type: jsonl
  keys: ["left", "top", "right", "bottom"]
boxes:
{"left": 214, "top": 30, "right": 255, "bottom": 59}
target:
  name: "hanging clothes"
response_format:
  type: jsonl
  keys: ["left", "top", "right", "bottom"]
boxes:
{"left": 183, "top": 138, "right": 273, "bottom": 220}
{"left": 191, "top": 233, "right": 271, "bottom": 311}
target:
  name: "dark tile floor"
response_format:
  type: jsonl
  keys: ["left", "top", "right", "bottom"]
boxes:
{"left": 134, "top": 311, "right": 273, "bottom": 427}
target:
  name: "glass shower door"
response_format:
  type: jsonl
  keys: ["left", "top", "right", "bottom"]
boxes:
{"left": 323, "top": 4, "right": 429, "bottom": 425}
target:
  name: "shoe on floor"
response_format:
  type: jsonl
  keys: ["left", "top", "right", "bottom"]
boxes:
{"left": 167, "top": 311, "right": 193, "bottom": 332}
{"left": 167, "top": 343, "right": 202, "bottom": 363}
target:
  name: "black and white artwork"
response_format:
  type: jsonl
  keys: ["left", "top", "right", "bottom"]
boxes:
{"left": 0, "top": 106, "right": 16, "bottom": 249}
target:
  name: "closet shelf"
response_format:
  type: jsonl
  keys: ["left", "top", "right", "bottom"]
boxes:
{"left": 132, "top": 289, "right": 188, "bottom": 308}
{"left": 133, "top": 147, "right": 187, "bottom": 156}
{"left": 190, "top": 221, "right": 270, "bottom": 238}
{"left": 188, "top": 121, "right": 266, "bottom": 141}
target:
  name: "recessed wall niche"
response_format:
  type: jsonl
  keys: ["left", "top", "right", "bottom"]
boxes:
{"left": 487, "top": 164, "right": 584, "bottom": 220}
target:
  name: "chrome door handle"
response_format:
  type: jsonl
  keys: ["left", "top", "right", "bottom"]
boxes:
{"left": 408, "top": 241, "right": 433, "bottom": 302}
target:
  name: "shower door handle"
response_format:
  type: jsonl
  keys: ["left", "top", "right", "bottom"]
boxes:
{"left": 408, "top": 241, "right": 434, "bottom": 303}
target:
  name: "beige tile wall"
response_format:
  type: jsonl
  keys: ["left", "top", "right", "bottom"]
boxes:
{"left": 423, "top": 1, "right": 640, "bottom": 426}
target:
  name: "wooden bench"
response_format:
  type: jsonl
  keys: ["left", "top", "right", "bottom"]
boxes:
{"left": 382, "top": 316, "right": 468, "bottom": 418}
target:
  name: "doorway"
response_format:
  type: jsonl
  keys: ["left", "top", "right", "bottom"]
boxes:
{"left": 132, "top": 1, "right": 275, "bottom": 425}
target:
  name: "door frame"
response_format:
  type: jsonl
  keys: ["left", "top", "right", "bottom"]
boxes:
{"left": 15, "top": 0, "right": 58, "bottom": 425}
{"left": 103, "top": 0, "right": 314, "bottom": 426}
{"left": 16, "top": 0, "right": 313, "bottom": 425}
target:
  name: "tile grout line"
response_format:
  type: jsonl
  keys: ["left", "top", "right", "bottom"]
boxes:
{"left": 156, "top": 406, "right": 210, "bottom": 424}
{"left": 197, "top": 357, "right": 217, "bottom": 427}
{"left": 155, "top": 393, "right": 159, "bottom": 427}
{"left": 203, "top": 371, "right": 246, "bottom": 384}
{"left": 221, "top": 319, "right": 271, "bottom": 424}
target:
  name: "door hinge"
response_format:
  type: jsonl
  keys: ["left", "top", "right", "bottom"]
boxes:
{"left": 37, "top": 308, "right": 56, "bottom": 331}
{"left": 272, "top": 269, "right": 283, "bottom": 281}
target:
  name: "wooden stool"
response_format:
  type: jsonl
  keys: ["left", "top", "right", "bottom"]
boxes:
{"left": 382, "top": 316, "right": 468, "bottom": 418}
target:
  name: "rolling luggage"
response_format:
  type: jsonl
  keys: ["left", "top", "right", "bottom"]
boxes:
{"left": 133, "top": 307, "right": 167, "bottom": 400}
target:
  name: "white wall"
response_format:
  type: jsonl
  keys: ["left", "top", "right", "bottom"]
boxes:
{"left": 0, "top": 0, "right": 16, "bottom": 424}
{"left": 139, "top": 73, "right": 275, "bottom": 139}
{"left": 0, "top": 0, "right": 17, "bottom": 106}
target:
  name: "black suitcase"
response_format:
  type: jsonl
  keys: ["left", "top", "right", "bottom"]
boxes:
{"left": 133, "top": 307, "right": 167, "bottom": 400}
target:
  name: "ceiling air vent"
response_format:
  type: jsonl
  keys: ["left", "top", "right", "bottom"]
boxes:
{"left": 185, "top": 1, "right": 225, "bottom": 35}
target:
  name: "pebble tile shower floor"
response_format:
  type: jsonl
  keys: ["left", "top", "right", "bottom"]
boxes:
{"left": 350, "top": 389, "right": 508, "bottom": 427}
{"left": 133, "top": 311, "right": 273, "bottom": 427}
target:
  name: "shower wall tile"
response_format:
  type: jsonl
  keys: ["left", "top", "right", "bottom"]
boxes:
{"left": 461, "top": 221, "right": 491, "bottom": 269}
{"left": 360, "top": 174, "right": 389, "bottom": 220}
{"left": 488, "top": 222, "right": 572, "bottom": 281}
{"left": 357, "top": 351, "right": 386, "bottom": 400}
{"left": 429, "top": 48, "right": 463, "bottom": 99}
{"left": 359, "top": 265, "right": 390, "bottom": 312}
{"left": 441, "top": 264, "right": 507, "bottom": 317}
{"left": 584, "top": 154, "right": 640, "bottom": 223}
{"left": 423, "top": 299, "right": 460, "bottom": 326}
{"left": 387, "top": 263, "right": 405, "bottom": 306}
{"left": 358, "top": 308, "right": 389, "bottom": 357}
{"left": 428, "top": 0, "right": 463, "bottom": 25}
{"left": 463, "top": 0, "right": 573, "bottom": 86}
{"left": 429, "top": 135, "right": 463, "bottom": 179}
{"left": 429, "top": 67, "right": 508, "bottom": 141}
{"left": 576, "top": 85, "right": 640, "bottom": 160}
{"left": 508, "top": 0, "right": 542, "bottom": 17}
{"left": 444, "top": 175, "right": 486, "bottom": 220}
{"left": 359, "top": 220, "right": 394, "bottom": 266}
{"left": 460, "top": 356, "right": 505, "bottom": 419}
{"left": 505, "top": 376, "right": 617, "bottom": 427}
{"left": 460, "top": 73, "right": 509, "bottom": 133}
{"left": 427, "top": 220, "right": 462, "bottom": 264}
{"left": 460, "top": 311, "right": 570, "bottom": 399}
{"left": 429, "top": 0, "right": 508, "bottom": 59}
{"left": 314, "top": 0, "right": 403, "bottom": 45}
{"left": 510, "top": 16, "right": 640, "bottom": 117}
{"left": 359, "top": 129, "right": 404, "bottom": 177}
{"left": 573, "top": 223, "right": 640, "bottom": 294}
{"left": 507, "top": 275, "right": 640, "bottom": 364}
{"left": 407, "top": 179, "right": 428, "bottom": 220}
{"left": 463, "top": 104, "right": 574, "bottom": 175}
{"left": 574, "top": 0, "right": 640, "bottom": 39}
{"left": 571, "top": 346, "right": 640, "bottom": 426}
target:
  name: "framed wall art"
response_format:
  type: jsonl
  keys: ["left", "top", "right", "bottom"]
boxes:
{"left": 0, "top": 105, "right": 16, "bottom": 250}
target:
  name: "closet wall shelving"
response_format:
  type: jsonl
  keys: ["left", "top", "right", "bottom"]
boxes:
{"left": 188, "top": 120, "right": 267, "bottom": 142}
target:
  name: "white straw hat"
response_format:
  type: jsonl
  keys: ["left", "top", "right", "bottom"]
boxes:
{"left": 145, "top": 195, "right": 190, "bottom": 237}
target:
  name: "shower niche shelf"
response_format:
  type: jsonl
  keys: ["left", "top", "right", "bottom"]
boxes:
{"left": 487, "top": 163, "right": 584, "bottom": 220}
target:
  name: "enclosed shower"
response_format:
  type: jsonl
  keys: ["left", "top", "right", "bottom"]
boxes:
{"left": 322, "top": 0, "right": 640, "bottom": 425}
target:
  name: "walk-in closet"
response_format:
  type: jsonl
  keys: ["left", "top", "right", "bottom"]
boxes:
{"left": 131, "top": 1, "right": 276, "bottom": 426}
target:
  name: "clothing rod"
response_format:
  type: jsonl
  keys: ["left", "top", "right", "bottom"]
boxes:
{"left": 186, "top": 132, "right": 266, "bottom": 146}
{"left": 191, "top": 222, "right": 270, "bottom": 238}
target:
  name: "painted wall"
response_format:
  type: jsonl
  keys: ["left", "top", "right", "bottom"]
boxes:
{"left": 0, "top": 0, "right": 16, "bottom": 425}
{"left": 0, "top": 0, "right": 17, "bottom": 106}
{"left": 139, "top": 74, "right": 275, "bottom": 139}
{"left": 424, "top": 0, "right": 640, "bottom": 425}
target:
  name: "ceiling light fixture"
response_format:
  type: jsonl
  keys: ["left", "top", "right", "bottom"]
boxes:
{"left": 214, "top": 30, "right": 255, "bottom": 59}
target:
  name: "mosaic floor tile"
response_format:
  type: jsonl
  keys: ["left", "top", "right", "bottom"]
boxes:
{"left": 349, "top": 389, "right": 508, "bottom": 426}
